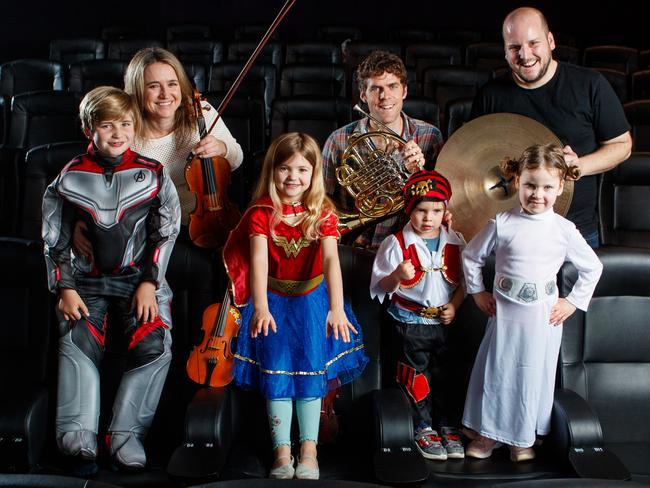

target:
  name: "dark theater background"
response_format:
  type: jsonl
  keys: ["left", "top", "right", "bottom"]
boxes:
{"left": 0, "top": 0, "right": 645, "bottom": 62}
{"left": 1, "top": 1, "right": 650, "bottom": 488}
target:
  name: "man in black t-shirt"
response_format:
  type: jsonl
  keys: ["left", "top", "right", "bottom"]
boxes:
{"left": 472, "top": 7, "right": 632, "bottom": 247}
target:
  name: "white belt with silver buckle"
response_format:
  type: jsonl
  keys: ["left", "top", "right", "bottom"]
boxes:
{"left": 495, "top": 274, "right": 557, "bottom": 304}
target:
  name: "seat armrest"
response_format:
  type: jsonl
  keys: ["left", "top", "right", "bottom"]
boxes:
{"left": 552, "top": 388, "right": 604, "bottom": 451}
{"left": 167, "top": 386, "right": 234, "bottom": 478}
{"left": 371, "top": 388, "right": 428, "bottom": 484}
{"left": 0, "top": 386, "right": 48, "bottom": 471}
{"left": 552, "top": 389, "right": 630, "bottom": 480}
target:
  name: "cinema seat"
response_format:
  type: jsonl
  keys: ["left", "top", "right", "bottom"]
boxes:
{"left": 555, "top": 246, "right": 650, "bottom": 483}
{"left": 0, "top": 238, "right": 53, "bottom": 472}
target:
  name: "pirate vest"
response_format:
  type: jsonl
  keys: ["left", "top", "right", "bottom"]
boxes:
{"left": 394, "top": 230, "right": 461, "bottom": 288}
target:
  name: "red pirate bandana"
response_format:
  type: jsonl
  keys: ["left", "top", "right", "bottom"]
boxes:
{"left": 403, "top": 170, "right": 452, "bottom": 214}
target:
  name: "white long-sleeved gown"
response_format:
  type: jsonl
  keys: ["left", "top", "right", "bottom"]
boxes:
{"left": 461, "top": 206, "right": 602, "bottom": 447}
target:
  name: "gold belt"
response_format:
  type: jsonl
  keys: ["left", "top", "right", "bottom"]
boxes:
{"left": 392, "top": 295, "right": 446, "bottom": 318}
{"left": 268, "top": 274, "right": 324, "bottom": 296}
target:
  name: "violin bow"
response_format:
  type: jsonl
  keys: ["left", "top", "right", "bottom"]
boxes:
{"left": 206, "top": 0, "right": 297, "bottom": 134}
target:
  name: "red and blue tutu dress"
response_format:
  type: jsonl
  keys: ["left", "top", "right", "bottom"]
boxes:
{"left": 223, "top": 196, "right": 368, "bottom": 399}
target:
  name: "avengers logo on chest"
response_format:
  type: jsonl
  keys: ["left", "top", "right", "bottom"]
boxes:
{"left": 58, "top": 168, "right": 158, "bottom": 229}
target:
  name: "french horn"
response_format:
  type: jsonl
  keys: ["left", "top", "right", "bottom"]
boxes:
{"left": 335, "top": 104, "right": 411, "bottom": 233}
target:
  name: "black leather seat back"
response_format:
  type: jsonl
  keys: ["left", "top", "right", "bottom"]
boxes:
{"left": 402, "top": 96, "right": 440, "bottom": 129}
{"left": 0, "top": 238, "right": 52, "bottom": 470}
{"left": 0, "top": 59, "right": 65, "bottom": 147}
{"left": 465, "top": 42, "right": 509, "bottom": 71}
{"left": 405, "top": 43, "right": 463, "bottom": 82}
{"left": 106, "top": 39, "right": 164, "bottom": 61}
{"left": 227, "top": 41, "right": 283, "bottom": 74}
{"left": 0, "top": 59, "right": 65, "bottom": 96}
{"left": 208, "top": 62, "right": 276, "bottom": 124}
{"left": 8, "top": 91, "right": 83, "bottom": 150}
{"left": 560, "top": 247, "right": 650, "bottom": 444}
{"left": 2, "top": 91, "right": 83, "bottom": 235}
{"left": 233, "top": 24, "right": 281, "bottom": 42}
{"left": 583, "top": 45, "right": 639, "bottom": 74}
{"left": 280, "top": 64, "right": 347, "bottom": 97}
{"left": 68, "top": 59, "right": 127, "bottom": 94}
{"left": 146, "top": 240, "right": 219, "bottom": 461}
{"left": 317, "top": 25, "right": 362, "bottom": 44}
{"left": 20, "top": 141, "right": 87, "bottom": 240}
{"left": 422, "top": 66, "right": 490, "bottom": 117}
{"left": 285, "top": 42, "right": 342, "bottom": 65}
{"left": 181, "top": 62, "right": 207, "bottom": 92}
{"left": 0, "top": 238, "right": 51, "bottom": 389}
{"left": 560, "top": 247, "right": 650, "bottom": 480}
{"left": 338, "top": 245, "right": 382, "bottom": 404}
{"left": 554, "top": 45, "right": 582, "bottom": 65}
{"left": 270, "top": 97, "right": 351, "bottom": 148}
{"left": 593, "top": 67, "right": 628, "bottom": 103}
{"left": 600, "top": 153, "right": 650, "bottom": 247}
{"left": 631, "top": 69, "right": 650, "bottom": 100}
{"left": 389, "top": 29, "right": 436, "bottom": 43}
{"left": 624, "top": 100, "right": 650, "bottom": 152}
{"left": 167, "top": 40, "right": 224, "bottom": 66}
{"left": 166, "top": 24, "right": 212, "bottom": 42}
{"left": 49, "top": 38, "right": 105, "bottom": 67}
{"left": 445, "top": 96, "right": 474, "bottom": 139}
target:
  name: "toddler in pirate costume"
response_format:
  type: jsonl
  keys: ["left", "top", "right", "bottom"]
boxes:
{"left": 370, "top": 170, "right": 466, "bottom": 460}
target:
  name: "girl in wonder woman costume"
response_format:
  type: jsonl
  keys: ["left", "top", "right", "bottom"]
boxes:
{"left": 223, "top": 132, "right": 368, "bottom": 480}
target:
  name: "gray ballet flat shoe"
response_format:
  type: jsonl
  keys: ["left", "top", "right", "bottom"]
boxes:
{"left": 295, "top": 455, "right": 319, "bottom": 480}
{"left": 269, "top": 455, "right": 295, "bottom": 479}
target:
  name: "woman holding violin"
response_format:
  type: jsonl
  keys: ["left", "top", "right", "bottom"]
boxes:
{"left": 74, "top": 47, "right": 243, "bottom": 255}
{"left": 125, "top": 47, "right": 244, "bottom": 236}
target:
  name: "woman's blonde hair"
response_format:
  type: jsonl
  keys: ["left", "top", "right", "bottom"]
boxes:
{"left": 500, "top": 143, "right": 581, "bottom": 181}
{"left": 124, "top": 47, "right": 195, "bottom": 148}
{"left": 79, "top": 86, "right": 141, "bottom": 135}
{"left": 253, "top": 132, "right": 335, "bottom": 241}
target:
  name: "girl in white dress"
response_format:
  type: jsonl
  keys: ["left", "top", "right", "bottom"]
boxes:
{"left": 461, "top": 143, "right": 602, "bottom": 462}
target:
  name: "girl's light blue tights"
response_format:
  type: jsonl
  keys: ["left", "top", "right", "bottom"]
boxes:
{"left": 267, "top": 397, "right": 322, "bottom": 449}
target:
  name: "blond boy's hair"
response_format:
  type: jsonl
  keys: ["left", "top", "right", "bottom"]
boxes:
{"left": 79, "top": 86, "right": 140, "bottom": 134}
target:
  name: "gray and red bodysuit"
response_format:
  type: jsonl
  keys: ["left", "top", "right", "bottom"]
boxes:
{"left": 42, "top": 145, "right": 180, "bottom": 469}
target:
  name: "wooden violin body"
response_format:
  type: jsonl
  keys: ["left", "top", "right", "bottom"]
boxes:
{"left": 185, "top": 153, "right": 241, "bottom": 249}
{"left": 185, "top": 0, "right": 297, "bottom": 249}
{"left": 186, "top": 289, "right": 241, "bottom": 387}
{"left": 185, "top": 91, "right": 241, "bottom": 249}
{"left": 185, "top": 0, "right": 297, "bottom": 386}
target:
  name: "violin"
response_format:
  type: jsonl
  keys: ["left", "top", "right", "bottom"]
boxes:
{"left": 186, "top": 285, "right": 241, "bottom": 387}
{"left": 186, "top": 0, "right": 297, "bottom": 386}
{"left": 185, "top": 90, "right": 241, "bottom": 249}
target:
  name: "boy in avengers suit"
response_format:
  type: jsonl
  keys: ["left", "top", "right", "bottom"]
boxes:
{"left": 42, "top": 86, "right": 180, "bottom": 471}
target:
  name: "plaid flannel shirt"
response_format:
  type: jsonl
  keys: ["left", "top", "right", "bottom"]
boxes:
{"left": 322, "top": 113, "right": 444, "bottom": 250}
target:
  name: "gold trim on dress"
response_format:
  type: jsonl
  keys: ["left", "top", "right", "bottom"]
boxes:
{"left": 268, "top": 274, "right": 324, "bottom": 295}
{"left": 234, "top": 344, "right": 365, "bottom": 376}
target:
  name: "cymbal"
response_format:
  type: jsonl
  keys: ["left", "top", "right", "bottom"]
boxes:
{"left": 436, "top": 113, "right": 574, "bottom": 242}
